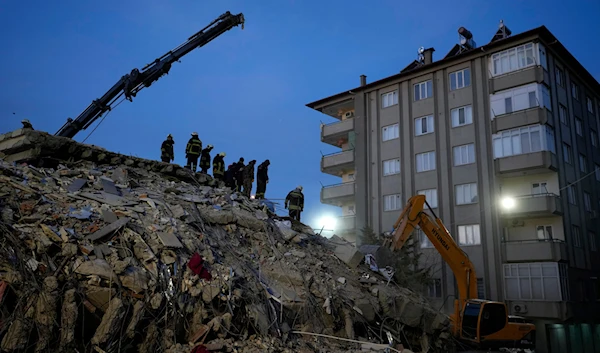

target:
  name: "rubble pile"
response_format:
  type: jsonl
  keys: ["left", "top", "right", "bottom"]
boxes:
{"left": 0, "top": 130, "right": 452, "bottom": 353}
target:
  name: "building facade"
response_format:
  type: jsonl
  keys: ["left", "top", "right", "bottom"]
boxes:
{"left": 307, "top": 24, "right": 600, "bottom": 353}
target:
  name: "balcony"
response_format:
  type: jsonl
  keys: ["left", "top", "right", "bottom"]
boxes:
{"left": 491, "top": 107, "right": 550, "bottom": 134}
{"left": 494, "top": 151, "right": 558, "bottom": 176}
{"left": 337, "top": 215, "right": 356, "bottom": 231}
{"left": 503, "top": 239, "right": 568, "bottom": 263}
{"left": 321, "top": 119, "right": 354, "bottom": 146}
{"left": 500, "top": 193, "right": 563, "bottom": 217}
{"left": 489, "top": 65, "right": 550, "bottom": 93}
{"left": 321, "top": 150, "right": 355, "bottom": 176}
{"left": 321, "top": 182, "right": 355, "bottom": 205}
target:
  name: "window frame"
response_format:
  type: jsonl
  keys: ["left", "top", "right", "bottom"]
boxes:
{"left": 555, "top": 67, "right": 565, "bottom": 87}
{"left": 566, "top": 184, "right": 576, "bottom": 205}
{"left": 591, "top": 131, "right": 598, "bottom": 147}
{"left": 382, "top": 123, "right": 400, "bottom": 141}
{"left": 491, "top": 42, "right": 537, "bottom": 77}
{"left": 427, "top": 278, "right": 442, "bottom": 298}
{"left": 414, "top": 80, "right": 433, "bottom": 101}
{"left": 383, "top": 194, "right": 402, "bottom": 212}
{"left": 416, "top": 151, "right": 436, "bottom": 173}
{"left": 455, "top": 182, "right": 478, "bottom": 205}
{"left": 573, "top": 225, "right": 582, "bottom": 247}
{"left": 571, "top": 82, "right": 579, "bottom": 101}
{"left": 453, "top": 143, "right": 476, "bottom": 166}
{"left": 417, "top": 188, "right": 438, "bottom": 208}
{"left": 503, "top": 262, "right": 566, "bottom": 301}
{"left": 458, "top": 224, "right": 481, "bottom": 246}
{"left": 381, "top": 91, "right": 398, "bottom": 108}
{"left": 451, "top": 105, "right": 473, "bottom": 127}
{"left": 559, "top": 104, "right": 568, "bottom": 126}
{"left": 563, "top": 143, "right": 572, "bottom": 164}
{"left": 449, "top": 68, "right": 471, "bottom": 91}
{"left": 584, "top": 192, "right": 592, "bottom": 212}
{"left": 414, "top": 115, "right": 434, "bottom": 136}
{"left": 492, "top": 124, "right": 554, "bottom": 159}
{"left": 382, "top": 158, "right": 401, "bottom": 176}
{"left": 575, "top": 117, "right": 583, "bottom": 136}
{"left": 536, "top": 225, "right": 553, "bottom": 240}
{"left": 587, "top": 97, "right": 595, "bottom": 114}
{"left": 579, "top": 154, "right": 588, "bottom": 173}
{"left": 595, "top": 164, "right": 600, "bottom": 181}
{"left": 417, "top": 227, "right": 434, "bottom": 249}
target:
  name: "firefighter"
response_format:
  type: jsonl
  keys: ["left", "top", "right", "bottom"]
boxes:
{"left": 242, "top": 160, "right": 256, "bottom": 198}
{"left": 185, "top": 132, "right": 202, "bottom": 172}
{"left": 234, "top": 158, "right": 245, "bottom": 192}
{"left": 160, "top": 134, "right": 175, "bottom": 163}
{"left": 256, "top": 159, "right": 270, "bottom": 199}
{"left": 200, "top": 144, "right": 214, "bottom": 173}
{"left": 21, "top": 119, "right": 33, "bottom": 130}
{"left": 212, "top": 152, "right": 226, "bottom": 180}
{"left": 285, "top": 186, "right": 304, "bottom": 222}
{"left": 224, "top": 164, "right": 236, "bottom": 189}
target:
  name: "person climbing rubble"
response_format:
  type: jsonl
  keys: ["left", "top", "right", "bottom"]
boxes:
{"left": 285, "top": 185, "right": 304, "bottom": 221}
{"left": 256, "top": 159, "right": 270, "bottom": 199}
{"left": 185, "top": 132, "right": 202, "bottom": 172}
{"left": 212, "top": 152, "right": 226, "bottom": 181}
{"left": 242, "top": 160, "right": 256, "bottom": 198}
{"left": 224, "top": 164, "right": 236, "bottom": 189}
{"left": 200, "top": 144, "right": 214, "bottom": 173}
{"left": 21, "top": 119, "right": 33, "bottom": 129}
{"left": 234, "top": 157, "right": 245, "bottom": 192}
{"left": 160, "top": 134, "right": 175, "bottom": 163}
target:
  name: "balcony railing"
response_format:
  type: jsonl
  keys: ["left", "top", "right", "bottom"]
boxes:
{"left": 321, "top": 182, "right": 355, "bottom": 205}
{"left": 491, "top": 106, "right": 550, "bottom": 134}
{"left": 500, "top": 193, "right": 563, "bottom": 217}
{"left": 488, "top": 65, "right": 549, "bottom": 93}
{"left": 502, "top": 238, "right": 568, "bottom": 263}
{"left": 321, "top": 119, "right": 354, "bottom": 146}
{"left": 321, "top": 150, "right": 355, "bottom": 175}
{"left": 494, "top": 150, "right": 558, "bottom": 176}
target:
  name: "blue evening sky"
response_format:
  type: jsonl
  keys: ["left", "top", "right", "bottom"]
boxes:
{"left": 1, "top": 0, "right": 599, "bottom": 232}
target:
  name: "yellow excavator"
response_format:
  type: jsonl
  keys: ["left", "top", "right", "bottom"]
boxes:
{"left": 384, "top": 195, "right": 536, "bottom": 351}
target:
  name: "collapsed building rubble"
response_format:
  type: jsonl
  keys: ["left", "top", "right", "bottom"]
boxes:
{"left": 0, "top": 129, "right": 453, "bottom": 353}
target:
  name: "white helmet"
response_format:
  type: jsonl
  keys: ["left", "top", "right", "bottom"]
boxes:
{"left": 297, "top": 185, "right": 303, "bottom": 191}
{"left": 207, "top": 144, "right": 214, "bottom": 149}
{"left": 22, "top": 119, "right": 30, "bottom": 124}
{"left": 191, "top": 132, "right": 198, "bottom": 136}
{"left": 219, "top": 152, "right": 226, "bottom": 157}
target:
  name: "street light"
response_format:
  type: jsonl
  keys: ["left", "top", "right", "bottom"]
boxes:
{"left": 501, "top": 197, "right": 516, "bottom": 209}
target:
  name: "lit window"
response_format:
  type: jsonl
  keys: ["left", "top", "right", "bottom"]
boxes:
{"left": 536, "top": 225, "right": 553, "bottom": 240}
{"left": 458, "top": 224, "right": 480, "bottom": 245}
{"left": 491, "top": 42, "right": 536, "bottom": 76}
{"left": 416, "top": 151, "right": 436, "bottom": 172}
{"left": 383, "top": 194, "right": 402, "bottom": 211}
{"left": 415, "top": 115, "right": 434, "bottom": 136}
{"left": 382, "top": 91, "right": 398, "bottom": 108}
{"left": 414, "top": 80, "right": 433, "bottom": 101}
{"left": 383, "top": 158, "right": 400, "bottom": 176}
{"left": 449, "top": 68, "right": 471, "bottom": 90}
{"left": 418, "top": 188, "right": 438, "bottom": 208}
{"left": 453, "top": 143, "right": 475, "bottom": 166}
{"left": 382, "top": 123, "right": 399, "bottom": 141}
{"left": 492, "top": 125, "right": 555, "bottom": 159}
{"left": 456, "top": 183, "right": 478, "bottom": 205}
{"left": 451, "top": 105, "right": 473, "bottom": 127}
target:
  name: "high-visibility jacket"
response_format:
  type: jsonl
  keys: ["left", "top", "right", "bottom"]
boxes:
{"left": 161, "top": 139, "right": 174, "bottom": 160}
{"left": 213, "top": 155, "right": 225, "bottom": 176}
{"left": 185, "top": 137, "right": 202, "bottom": 157}
{"left": 200, "top": 147, "right": 213, "bottom": 169}
{"left": 285, "top": 188, "right": 304, "bottom": 211}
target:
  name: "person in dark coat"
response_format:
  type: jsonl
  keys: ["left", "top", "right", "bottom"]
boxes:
{"left": 185, "top": 132, "right": 202, "bottom": 172}
{"left": 234, "top": 158, "right": 245, "bottom": 192}
{"left": 255, "top": 160, "right": 270, "bottom": 199}
{"left": 224, "top": 164, "right": 236, "bottom": 189}
{"left": 21, "top": 119, "right": 34, "bottom": 130}
{"left": 285, "top": 186, "right": 304, "bottom": 221}
{"left": 242, "top": 160, "right": 256, "bottom": 198}
{"left": 212, "top": 152, "right": 226, "bottom": 181}
{"left": 199, "top": 144, "right": 214, "bottom": 173}
{"left": 160, "top": 134, "right": 175, "bottom": 163}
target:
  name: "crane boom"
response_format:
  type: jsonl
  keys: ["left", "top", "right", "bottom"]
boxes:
{"left": 55, "top": 11, "right": 245, "bottom": 139}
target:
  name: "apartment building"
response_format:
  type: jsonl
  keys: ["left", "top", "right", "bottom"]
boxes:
{"left": 306, "top": 23, "right": 600, "bottom": 353}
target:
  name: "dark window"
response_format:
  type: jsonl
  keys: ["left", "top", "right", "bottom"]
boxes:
{"left": 479, "top": 302, "right": 508, "bottom": 336}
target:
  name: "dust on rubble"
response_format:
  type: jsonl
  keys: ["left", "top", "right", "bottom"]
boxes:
{"left": 0, "top": 152, "right": 453, "bottom": 352}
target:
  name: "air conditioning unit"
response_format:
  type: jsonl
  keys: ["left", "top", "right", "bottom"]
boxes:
{"left": 510, "top": 219, "right": 524, "bottom": 227}
{"left": 512, "top": 303, "right": 528, "bottom": 314}
{"left": 343, "top": 111, "right": 354, "bottom": 119}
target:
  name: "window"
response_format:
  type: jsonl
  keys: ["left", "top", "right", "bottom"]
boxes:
{"left": 383, "top": 194, "right": 402, "bottom": 211}
{"left": 596, "top": 164, "right": 600, "bottom": 181}
{"left": 588, "top": 97, "right": 595, "bottom": 113}
{"left": 449, "top": 68, "right": 471, "bottom": 90}
{"left": 453, "top": 143, "right": 476, "bottom": 166}
{"left": 555, "top": 67, "right": 565, "bottom": 87}
{"left": 427, "top": 279, "right": 442, "bottom": 298}
{"left": 382, "top": 91, "right": 398, "bottom": 108}
{"left": 579, "top": 154, "right": 587, "bottom": 173}
{"left": 503, "top": 262, "right": 565, "bottom": 301}
{"left": 591, "top": 131, "right": 598, "bottom": 147}
{"left": 414, "top": 80, "right": 433, "bottom": 101}
{"left": 451, "top": 105, "right": 473, "bottom": 127}
{"left": 532, "top": 182, "right": 548, "bottom": 195}
{"left": 418, "top": 188, "right": 438, "bottom": 208}
{"left": 416, "top": 228, "right": 433, "bottom": 248}
{"left": 584, "top": 192, "right": 592, "bottom": 212}
{"left": 415, "top": 115, "right": 434, "bottom": 136}
{"left": 416, "top": 151, "right": 436, "bottom": 172}
{"left": 563, "top": 143, "right": 572, "bottom": 164}
{"left": 477, "top": 278, "right": 485, "bottom": 299}
{"left": 458, "top": 224, "right": 480, "bottom": 245}
{"left": 573, "top": 225, "right": 582, "bottom": 247}
{"left": 382, "top": 123, "right": 399, "bottom": 141}
{"left": 571, "top": 83, "right": 579, "bottom": 100}
{"left": 559, "top": 104, "right": 568, "bottom": 125}
{"left": 590, "top": 232, "right": 597, "bottom": 252}
{"left": 566, "top": 184, "right": 576, "bottom": 205}
{"left": 456, "top": 183, "right": 478, "bottom": 205}
{"left": 575, "top": 118, "right": 583, "bottom": 136}
{"left": 492, "top": 125, "right": 555, "bottom": 159}
{"left": 536, "top": 225, "right": 553, "bottom": 240}
{"left": 490, "top": 83, "right": 550, "bottom": 116}
{"left": 383, "top": 158, "right": 400, "bottom": 176}
{"left": 491, "top": 42, "right": 537, "bottom": 76}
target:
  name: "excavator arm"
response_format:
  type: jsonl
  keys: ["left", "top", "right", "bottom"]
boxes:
{"left": 55, "top": 11, "right": 245, "bottom": 139}
{"left": 387, "top": 194, "right": 478, "bottom": 303}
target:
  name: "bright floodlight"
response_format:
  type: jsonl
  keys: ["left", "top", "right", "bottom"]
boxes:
{"left": 318, "top": 216, "right": 337, "bottom": 230}
{"left": 501, "top": 197, "right": 516, "bottom": 209}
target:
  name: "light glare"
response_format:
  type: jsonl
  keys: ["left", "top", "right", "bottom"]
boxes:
{"left": 501, "top": 197, "right": 515, "bottom": 209}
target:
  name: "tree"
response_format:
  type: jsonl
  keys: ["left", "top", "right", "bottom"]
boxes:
{"left": 360, "top": 225, "right": 380, "bottom": 246}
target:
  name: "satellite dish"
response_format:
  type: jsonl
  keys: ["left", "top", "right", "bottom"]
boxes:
{"left": 418, "top": 47, "right": 425, "bottom": 54}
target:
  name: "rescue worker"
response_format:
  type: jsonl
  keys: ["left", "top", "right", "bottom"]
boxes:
{"left": 21, "top": 119, "right": 33, "bottom": 130}
{"left": 200, "top": 144, "right": 214, "bottom": 173}
{"left": 224, "top": 164, "right": 236, "bottom": 189}
{"left": 160, "top": 134, "right": 175, "bottom": 163}
{"left": 242, "top": 160, "right": 256, "bottom": 198}
{"left": 185, "top": 132, "right": 202, "bottom": 172}
{"left": 285, "top": 186, "right": 304, "bottom": 222}
{"left": 212, "top": 152, "right": 226, "bottom": 181}
{"left": 234, "top": 158, "right": 245, "bottom": 192}
{"left": 256, "top": 159, "right": 270, "bottom": 199}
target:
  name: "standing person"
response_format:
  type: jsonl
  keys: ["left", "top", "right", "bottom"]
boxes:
{"left": 234, "top": 158, "right": 245, "bottom": 192}
{"left": 285, "top": 186, "right": 304, "bottom": 222}
{"left": 224, "top": 164, "right": 236, "bottom": 189}
{"left": 185, "top": 132, "right": 202, "bottom": 172}
{"left": 21, "top": 119, "right": 34, "bottom": 130}
{"left": 212, "top": 152, "right": 226, "bottom": 181}
{"left": 200, "top": 144, "right": 214, "bottom": 173}
{"left": 160, "top": 134, "right": 175, "bottom": 163}
{"left": 242, "top": 160, "right": 256, "bottom": 198}
{"left": 255, "top": 159, "right": 270, "bottom": 199}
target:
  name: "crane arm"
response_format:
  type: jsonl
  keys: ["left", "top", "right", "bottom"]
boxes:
{"left": 387, "top": 195, "right": 478, "bottom": 302}
{"left": 55, "top": 11, "right": 245, "bottom": 139}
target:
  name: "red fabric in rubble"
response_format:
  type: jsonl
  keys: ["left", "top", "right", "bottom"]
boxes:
{"left": 187, "top": 252, "right": 212, "bottom": 281}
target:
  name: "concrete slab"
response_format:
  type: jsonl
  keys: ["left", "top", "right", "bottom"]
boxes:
{"left": 331, "top": 235, "right": 363, "bottom": 268}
